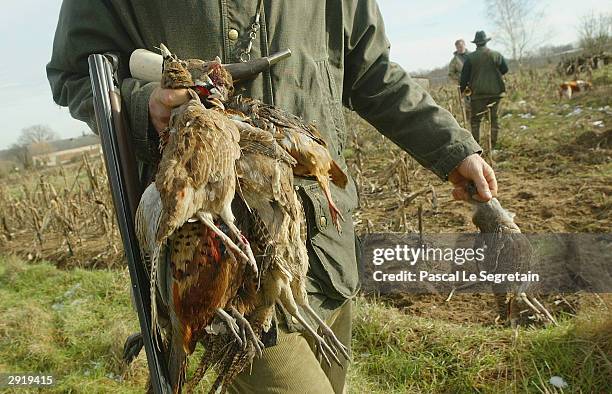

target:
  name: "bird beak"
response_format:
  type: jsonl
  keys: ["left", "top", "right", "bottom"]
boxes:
{"left": 159, "top": 43, "right": 172, "bottom": 59}
{"left": 192, "top": 74, "right": 225, "bottom": 109}
{"left": 208, "top": 86, "right": 223, "bottom": 100}
{"left": 203, "top": 75, "right": 224, "bottom": 100}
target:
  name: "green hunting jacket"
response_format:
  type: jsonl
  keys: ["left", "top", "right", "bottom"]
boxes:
{"left": 460, "top": 46, "right": 509, "bottom": 99}
{"left": 47, "top": 0, "right": 481, "bottom": 324}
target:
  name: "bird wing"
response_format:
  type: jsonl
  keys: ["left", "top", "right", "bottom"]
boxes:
{"left": 135, "top": 182, "right": 169, "bottom": 349}
{"left": 135, "top": 182, "right": 164, "bottom": 273}
{"left": 229, "top": 96, "right": 327, "bottom": 146}
{"left": 234, "top": 119, "right": 297, "bottom": 166}
{"left": 155, "top": 100, "right": 241, "bottom": 241}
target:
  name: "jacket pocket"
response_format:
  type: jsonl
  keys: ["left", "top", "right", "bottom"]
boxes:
{"left": 296, "top": 174, "right": 360, "bottom": 299}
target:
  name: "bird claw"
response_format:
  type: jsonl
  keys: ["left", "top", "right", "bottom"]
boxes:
{"left": 215, "top": 309, "right": 243, "bottom": 348}
{"left": 218, "top": 216, "right": 259, "bottom": 276}
{"left": 239, "top": 235, "right": 259, "bottom": 277}
{"left": 328, "top": 204, "right": 344, "bottom": 234}
{"left": 230, "top": 307, "right": 264, "bottom": 358}
{"left": 313, "top": 332, "right": 342, "bottom": 367}
{"left": 318, "top": 324, "right": 350, "bottom": 361}
{"left": 122, "top": 332, "right": 144, "bottom": 364}
{"left": 322, "top": 189, "right": 344, "bottom": 234}
{"left": 196, "top": 212, "right": 258, "bottom": 275}
{"left": 519, "top": 293, "right": 558, "bottom": 326}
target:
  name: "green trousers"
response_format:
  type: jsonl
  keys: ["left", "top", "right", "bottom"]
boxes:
{"left": 470, "top": 97, "right": 501, "bottom": 147}
{"left": 227, "top": 299, "right": 353, "bottom": 394}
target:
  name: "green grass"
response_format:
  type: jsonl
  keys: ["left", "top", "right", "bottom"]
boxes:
{"left": 0, "top": 255, "right": 145, "bottom": 393}
{"left": 350, "top": 297, "right": 611, "bottom": 393}
{"left": 1, "top": 256, "right": 610, "bottom": 393}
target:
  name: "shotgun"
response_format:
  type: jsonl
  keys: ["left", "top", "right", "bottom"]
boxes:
{"left": 88, "top": 53, "right": 172, "bottom": 394}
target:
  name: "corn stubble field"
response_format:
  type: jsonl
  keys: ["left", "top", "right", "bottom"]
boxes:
{"left": 0, "top": 65, "right": 610, "bottom": 393}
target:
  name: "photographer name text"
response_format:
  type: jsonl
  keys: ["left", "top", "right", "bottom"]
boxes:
{"left": 370, "top": 245, "right": 540, "bottom": 284}
{"left": 372, "top": 270, "right": 540, "bottom": 284}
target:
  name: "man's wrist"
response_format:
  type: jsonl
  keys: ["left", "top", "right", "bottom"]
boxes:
{"left": 431, "top": 138, "right": 482, "bottom": 181}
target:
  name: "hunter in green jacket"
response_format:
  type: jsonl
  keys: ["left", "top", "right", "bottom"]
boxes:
{"left": 460, "top": 30, "right": 509, "bottom": 147}
{"left": 47, "top": 1, "right": 498, "bottom": 392}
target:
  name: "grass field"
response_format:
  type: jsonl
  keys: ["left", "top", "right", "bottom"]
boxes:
{"left": 1, "top": 256, "right": 610, "bottom": 393}
{"left": 0, "top": 64, "right": 610, "bottom": 393}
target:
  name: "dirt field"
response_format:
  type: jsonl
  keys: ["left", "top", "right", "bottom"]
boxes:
{"left": 345, "top": 65, "right": 611, "bottom": 324}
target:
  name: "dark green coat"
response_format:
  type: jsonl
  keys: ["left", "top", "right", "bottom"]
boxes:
{"left": 460, "top": 46, "right": 509, "bottom": 99}
{"left": 47, "top": 0, "right": 481, "bottom": 317}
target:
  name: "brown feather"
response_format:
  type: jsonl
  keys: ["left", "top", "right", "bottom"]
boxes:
{"left": 155, "top": 98, "right": 240, "bottom": 243}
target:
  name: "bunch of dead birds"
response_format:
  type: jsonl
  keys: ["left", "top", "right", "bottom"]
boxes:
{"left": 130, "top": 44, "right": 349, "bottom": 393}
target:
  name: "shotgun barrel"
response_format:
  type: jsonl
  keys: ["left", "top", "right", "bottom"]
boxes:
{"left": 88, "top": 53, "right": 172, "bottom": 394}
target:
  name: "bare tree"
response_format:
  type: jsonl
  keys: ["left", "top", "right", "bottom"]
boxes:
{"left": 485, "top": 0, "right": 544, "bottom": 63}
{"left": 578, "top": 12, "right": 612, "bottom": 54}
{"left": 17, "top": 125, "right": 58, "bottom": 146}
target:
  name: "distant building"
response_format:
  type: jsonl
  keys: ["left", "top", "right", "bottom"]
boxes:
{"left": 31, "top": 135, "right": 101, "bottom": 167}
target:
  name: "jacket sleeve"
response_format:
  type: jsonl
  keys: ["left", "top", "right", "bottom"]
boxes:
{"left": 499, "top": 56, "right": 509, "bottom": 75}
{"left": 342, "top": 0, "right": 481, "bottom": 180}
{"left": 460, "top": 57, "right": 472, "bottom": 92}
{"left": 46, "top": 0, "right": 159, "bottom": 164}
{"left": 448, "top": 57, "right": 459, "bottom": 82}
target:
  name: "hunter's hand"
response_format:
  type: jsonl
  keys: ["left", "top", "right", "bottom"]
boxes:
{"left": 148, "top": 87, "right": 190, "bottom": 133}
{"left": 448, "top": 153, "right": 497, "bottom": 202}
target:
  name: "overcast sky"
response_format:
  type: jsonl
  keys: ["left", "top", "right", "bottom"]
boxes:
{"left": 0, "top": 0, "right": 610, "bottom": 149}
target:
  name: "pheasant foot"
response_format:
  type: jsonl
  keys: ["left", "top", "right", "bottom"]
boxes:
{"left": 317, "top": 178, "right": 344, "bottom": 234}
{"left": 303, "top": 304, "right": 350, "bottom": 361}
{"left": 122, "top": 332, "right": 143, "bottom": 364}
{"left": 528, "top": 294, "right": 558, "bottom": 326}
{"left": 219, "top": 211, "right": 258, "bottom": 276}
{"left": 327, "top": 201, "right": 344, "bottom": 234}
{"left": 519, "top": 293, "right": 558, "bottom": 326}
{"left": 278, "top": 291, "right": 342, "bottom": 367}
{"left": 292, "top": 312, "right": 340, "bottom": 367}
{"left": 196, "top": 211, "right": 250, "bottom": 265}
{"left": 229, "top": 306, "right": 264, "bottom": 357}
{"left": 215, "top": 308, "right": 243, "bottom": 348}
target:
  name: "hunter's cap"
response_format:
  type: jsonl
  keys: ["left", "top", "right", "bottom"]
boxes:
{"left": 472, "top": 31, "right": 491, "bottom": 44}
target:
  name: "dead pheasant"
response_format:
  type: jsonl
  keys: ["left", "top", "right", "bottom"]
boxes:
{"left": 466, "top": 183, "right": 557, "bottom": 327}
{"left": 179, "top": 57, "right": 348, "bottom": 231}
{"left": 183, "top": 110, "right": 349, "bottom": 393}
{"left": 134, "top": 49, "right": 349, "bottom": 392}
{"left": 134, "top": 44, "right": 261, "bottom": 393}
{"left": 227, "top": 95, "right": 349, "bottom": 232}
{"left": 180, "top": 56, "right": 350, "bottom": 364}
